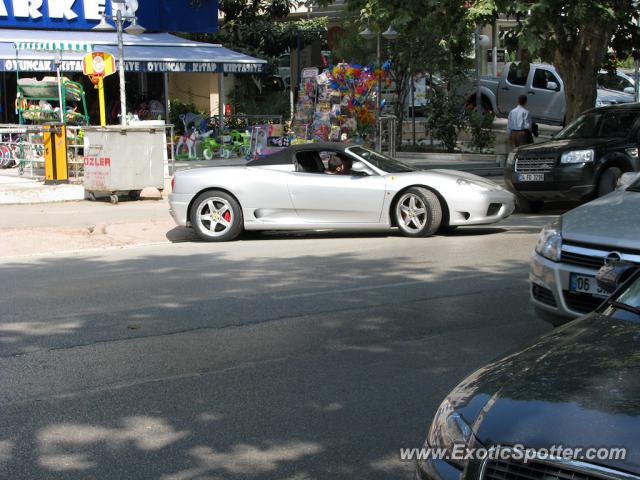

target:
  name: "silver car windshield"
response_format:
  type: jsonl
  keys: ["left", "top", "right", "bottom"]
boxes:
{"left": 348, "top": 146, "right": 416, "bottom": 173}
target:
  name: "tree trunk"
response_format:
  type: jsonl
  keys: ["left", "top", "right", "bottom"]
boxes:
{"left": 553, "top": 21, "right": 616, "bottom": 124}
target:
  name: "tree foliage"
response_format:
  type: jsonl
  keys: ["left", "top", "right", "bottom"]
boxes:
{"left": 187, "top": 0, "right": 328, "bottom": 72}
{"left": 334, "top": 0, "right": 475, "bottom": 144}
{"left": 470, "top": 0, "right": 640, "bottom": 122}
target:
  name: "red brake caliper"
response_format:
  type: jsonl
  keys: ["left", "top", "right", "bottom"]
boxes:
{"left": 223, "top": 211, "right": 231, "bottom": 222}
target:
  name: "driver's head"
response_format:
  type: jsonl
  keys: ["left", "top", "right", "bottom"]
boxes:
{"left": 328, "top": 156, "right": 343, "bottom": 172}
{"left": 341, "top": 158, "right": 353, "bottom": 173}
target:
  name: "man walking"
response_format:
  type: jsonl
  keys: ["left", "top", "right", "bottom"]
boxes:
{"left": 507, "top": 95, "right": 534, "bottom": 147}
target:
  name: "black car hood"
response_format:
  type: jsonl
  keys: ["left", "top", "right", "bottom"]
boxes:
{"left": 450, "top": 314, "right": 640, "bottom": 472}
{"left": 516, "top": 137, "right": 625, "bottom": 153}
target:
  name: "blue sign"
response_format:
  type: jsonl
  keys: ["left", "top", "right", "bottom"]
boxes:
{"left": 0, "top": 0, "right": 218, "bottom": 33}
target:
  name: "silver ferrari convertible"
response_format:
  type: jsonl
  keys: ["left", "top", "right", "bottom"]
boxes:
{"left": 169, "top": 143, "right": 515, "bottom": 241}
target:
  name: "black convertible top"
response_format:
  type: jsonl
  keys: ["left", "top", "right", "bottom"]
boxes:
{"left": 246, "top": 142, "right": 356, "bottom": 166}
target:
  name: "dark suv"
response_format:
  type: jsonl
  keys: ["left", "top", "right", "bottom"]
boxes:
{"left": 505, "top": 104, "right": 640, "bottom": 212}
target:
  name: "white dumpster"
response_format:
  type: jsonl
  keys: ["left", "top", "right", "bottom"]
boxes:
{"left": 83, "top": 125, "right": 166, "bottom": 203}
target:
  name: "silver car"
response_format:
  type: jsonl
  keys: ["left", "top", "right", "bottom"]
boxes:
{"left": 531, "top": 172, "right": 640, "bottom": 323}
{"left": 169, "top": 143, "right": 515, "bottom": 242}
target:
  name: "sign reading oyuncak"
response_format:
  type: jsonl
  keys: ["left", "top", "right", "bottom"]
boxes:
{"left": 0, "top": 59, "right": 265, "bottom": 74}
{"left": 0, "top": 0, "right": 219, "bottom": 33}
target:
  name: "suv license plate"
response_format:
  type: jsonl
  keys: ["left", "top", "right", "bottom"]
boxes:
{"left": 569, "top": 273, "right": 608, "bottom": 298}
{"left": 518, "top": 174, "right": 545, "bottom": 182}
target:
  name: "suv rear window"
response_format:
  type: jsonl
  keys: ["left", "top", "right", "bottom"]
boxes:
{"left": 555, "top": 110, "right": 640, "bottom": 139}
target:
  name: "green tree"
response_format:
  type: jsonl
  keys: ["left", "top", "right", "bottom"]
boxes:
{"left": 471, "top": 0, "right": 640, "bottom": 122}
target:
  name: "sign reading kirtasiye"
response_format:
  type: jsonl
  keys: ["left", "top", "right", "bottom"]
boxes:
{"left": 0, "top": 0, "right": 218, "bottom": 33}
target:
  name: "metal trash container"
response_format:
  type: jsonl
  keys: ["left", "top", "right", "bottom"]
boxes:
{"left": 83, "top": 126, "right": 165, "bottom": 203}
{"left": 44, "top": 122, "right": 69, "bottom": 185}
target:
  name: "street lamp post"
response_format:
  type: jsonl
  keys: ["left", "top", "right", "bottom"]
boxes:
{"left": 359, "top": 25, "right": 398, "bottom": 152}
{"left": 474, "top": 27, "right": 490, "bottom": 115}
{"left": 94, "top": 0, "right": 145, "bottom": 127}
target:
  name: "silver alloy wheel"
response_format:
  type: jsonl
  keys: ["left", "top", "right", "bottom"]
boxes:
{"left": 195, "top": 196, "right": 234, "bottom": 237}
{"left": 397, "top": 192, "right": 428, "bottom": 234}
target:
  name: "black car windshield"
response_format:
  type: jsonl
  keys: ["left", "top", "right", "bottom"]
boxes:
{"left": 555, "top": 110, "right": 640, "bottom": 139}
{"left": 615, "top": 275, "right": 640, "bottom": 310}
{"left": 348, "top": 146, "right": 416, "bottom": 173}
{"left": 628, "top": 176, "right": 640, "bottom": 192}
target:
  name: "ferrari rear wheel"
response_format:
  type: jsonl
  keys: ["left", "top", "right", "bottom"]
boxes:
{"left": 394, "top": 187, "right": 442, "bottom": 237}
{"left": 190, "top": 190, "right": 243, "bottom": 242}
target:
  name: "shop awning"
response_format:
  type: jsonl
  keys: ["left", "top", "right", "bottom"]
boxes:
{"left": 0, "top": 30, "right": 266, "bottom": 74}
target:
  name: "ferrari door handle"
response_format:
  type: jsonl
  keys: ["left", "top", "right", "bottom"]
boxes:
{"left": 528, "top": 91, "right": 535, "bottom": 95}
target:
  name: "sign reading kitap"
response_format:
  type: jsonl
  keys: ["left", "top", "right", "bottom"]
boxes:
{"left": 0, "top": 0, "right": 219, "bottom": 33}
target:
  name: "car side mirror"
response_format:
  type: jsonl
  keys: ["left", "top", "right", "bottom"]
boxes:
{"left": 596, "top": 261, "right": 637, "bottom": 294}
{"left": 351, "top": 161, "right": 374, "bottom": 176}
{"left": 617, "top": 172, "right": 639, "bottom": 190}
{"left": 546, "top": 81, "right": 559, "bottom": 91}
{"left": 624, "top": 86, "right": 635, "bottom": 95}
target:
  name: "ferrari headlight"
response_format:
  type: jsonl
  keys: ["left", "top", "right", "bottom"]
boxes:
{"left": 426, "top": 399, "right": 474, "bottom": 467}
{"left": 456, "top": 177, "right": 488, "bottom": 191}
{"left": 535, "top": 220, "right": 563, "bottom": 262}
{"left": 560, "top": 149, "right": 594, "bottom": 164}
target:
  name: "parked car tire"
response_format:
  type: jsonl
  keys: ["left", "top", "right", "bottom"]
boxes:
{"left": 190, "top": 190, "right": 243, "bottom": 242}
{"left": 598, "top": 167, "right": 623, "bottom": 197}
{"left": 516, "top": 194, "right": 544, "bottom": 214}
{"left": 394, "top": 187, "right": 442, "bottom": 237}
{"left": 438, "top": 225, "right": 458, "bottom": 234}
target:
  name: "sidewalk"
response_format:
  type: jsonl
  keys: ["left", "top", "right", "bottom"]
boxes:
{"left": 0, "top": 169, "right": 85, "bottom": 204}
{"left": 0, "top": 198, "right": 195, "bottom": 258}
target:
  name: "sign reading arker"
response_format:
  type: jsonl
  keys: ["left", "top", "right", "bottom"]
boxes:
{"left": 0, "top": 0, "right": 219, "bottom": 33}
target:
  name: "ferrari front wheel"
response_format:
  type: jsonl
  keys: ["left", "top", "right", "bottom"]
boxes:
{"left": 394, "top": 187, "right": 442, "bottom": 237}
{"left": 190, "top": 190, "right": 243, "bottom": 242}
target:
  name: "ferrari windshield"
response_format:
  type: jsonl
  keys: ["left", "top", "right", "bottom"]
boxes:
{"left": 555, "top": 110, "right": 640, "bottom": 140}
{"left": 348, "top": 146, "right": 416, "bottom": 173}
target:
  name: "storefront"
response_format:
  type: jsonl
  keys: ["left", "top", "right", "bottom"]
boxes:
{"left": 0, "top": 0, "right": 265, "bottom": 126}
{"left": 0, "top": 29, "right": 266, "bottom": 125}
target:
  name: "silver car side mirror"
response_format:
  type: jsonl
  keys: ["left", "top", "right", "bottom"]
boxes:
{"left": 351, "top": 161, "right": 374, "bottom": 176}
{"left": 624, "top": 86, "right": 635, "bottom": 95}
{"left": 617, "top": 172, "right": 639, "bottom": 190}
{"left": 546, "top": 81, "right": 559, "bottom": 91}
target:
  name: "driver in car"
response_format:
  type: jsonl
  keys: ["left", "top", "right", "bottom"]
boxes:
{"left": 325, "top": 156, "right": 343, "bottom": 174}
{"left": 340, "top": 158, "right": 353, "bottom": 175}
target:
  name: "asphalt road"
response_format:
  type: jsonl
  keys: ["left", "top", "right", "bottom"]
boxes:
{"left": 0, "top": 214, "right": 556, "bottom": 479}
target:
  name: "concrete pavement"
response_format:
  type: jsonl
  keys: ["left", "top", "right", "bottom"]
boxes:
{"left": 0, "top": 213, "right": 554, "bottom": 479}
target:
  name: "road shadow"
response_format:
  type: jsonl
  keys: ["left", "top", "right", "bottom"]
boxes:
{"left": 0, "top": 243, "right": 551, "bottom": 479}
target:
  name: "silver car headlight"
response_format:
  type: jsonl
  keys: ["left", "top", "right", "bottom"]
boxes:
{"left": 427, "top": 398, "right": 474, "bottom": 467}
{"left": 456, "top": 177, "right": 488, "bottom": 192}
{"left": 535, "top": 220, "right": 562, "bottom": 261}
{"left": 560, "top": 149, "right": 594, "bottom": 164}
{"left": 506, "top": 152, "right": 516, "bottom": 167}
{"left": 596, "top": 99, "right": 613, "bottom": 108}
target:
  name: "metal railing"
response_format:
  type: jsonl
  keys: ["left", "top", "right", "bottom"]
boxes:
{"left": 0, "top": 123, "right": 176, "bottom": 181}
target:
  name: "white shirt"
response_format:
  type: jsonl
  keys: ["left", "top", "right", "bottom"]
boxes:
{"left": 507, "top": 105, "right": 532, "bottom": 134}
